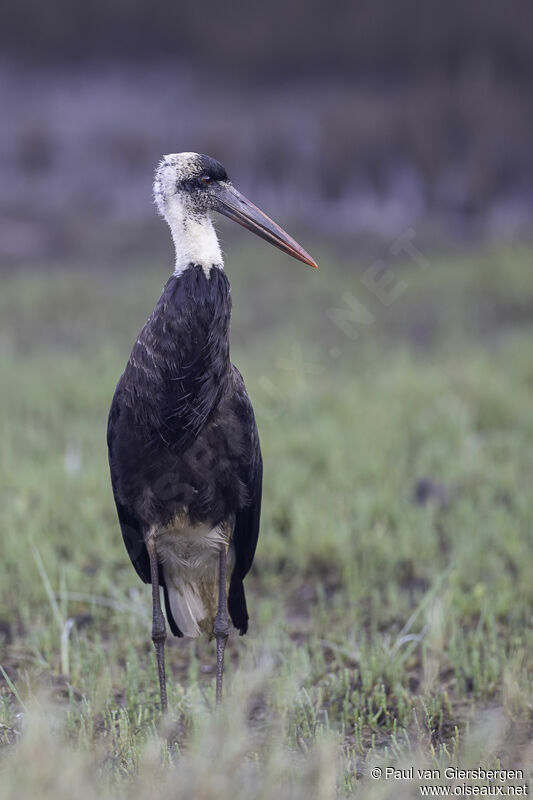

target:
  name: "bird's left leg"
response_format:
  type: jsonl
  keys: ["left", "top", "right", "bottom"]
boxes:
{"left": 213, "top": 545, "right": 229, "bottom": 706}
{"left": 146, "top": 534, "right": 168, "bottom": 713}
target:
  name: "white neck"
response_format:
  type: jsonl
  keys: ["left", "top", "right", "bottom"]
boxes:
{"left": 165, "top": 204, "right": 223, "bottom": 277}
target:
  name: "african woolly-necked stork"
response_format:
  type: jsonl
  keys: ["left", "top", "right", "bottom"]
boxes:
{"left": 107, "top": 153, "right": 317, "bottom": 710}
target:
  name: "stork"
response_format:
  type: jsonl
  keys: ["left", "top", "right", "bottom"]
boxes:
{"left": 107, "top": 153, "right": 317, "bottom": 710}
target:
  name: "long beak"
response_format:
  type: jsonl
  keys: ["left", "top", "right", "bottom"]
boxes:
{"left": 211, "top": 183, "right": 318, "bottom": 269}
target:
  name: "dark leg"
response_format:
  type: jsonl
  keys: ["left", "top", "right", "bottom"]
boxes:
{"left": 146, "top": 536, "right": 168, "bottom": 713}
{"left": 213, "top": 546, "right": 229, "bottom": 706}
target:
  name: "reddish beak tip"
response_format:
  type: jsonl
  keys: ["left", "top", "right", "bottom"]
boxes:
{"left": 301, "top": 252, "right": 318, "bottom": 269}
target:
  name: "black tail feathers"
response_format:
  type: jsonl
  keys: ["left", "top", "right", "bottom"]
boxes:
{"left": 162, "top": 583, "right": 183, "bottom": 637}
{"left": 228, "top": 572, "right": 249, "bottom": 635}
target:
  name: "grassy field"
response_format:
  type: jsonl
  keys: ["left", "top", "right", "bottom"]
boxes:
{"left": 1, "top": 242, "right": 533, "bottom": 797}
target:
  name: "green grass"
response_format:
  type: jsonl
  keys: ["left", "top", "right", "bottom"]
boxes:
{"left": 1, "top": 244, "right": 533, "bottom": 797}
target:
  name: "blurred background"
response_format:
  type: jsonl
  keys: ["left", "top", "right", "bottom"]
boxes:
{"left": 1, "top": 0, "right": 532, "bottom": 268}
{"left": 2, "top": 2, "right": 533, "bottom": 794}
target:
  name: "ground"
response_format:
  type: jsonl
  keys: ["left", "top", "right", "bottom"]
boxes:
{"left": 1, "top": 242, "right": 532, "bottom": 798}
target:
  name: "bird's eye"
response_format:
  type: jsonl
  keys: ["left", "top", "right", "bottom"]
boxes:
{"left": 201, "top": 175, "right": 212, "bottom": 186}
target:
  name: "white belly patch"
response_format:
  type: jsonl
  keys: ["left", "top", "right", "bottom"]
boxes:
{"left": 154, "top": 518, "right": 233, "bottom": 638}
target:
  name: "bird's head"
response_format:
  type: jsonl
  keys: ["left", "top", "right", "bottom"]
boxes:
{"left": 154, "top": 152, "right": 317, "bottom": 270}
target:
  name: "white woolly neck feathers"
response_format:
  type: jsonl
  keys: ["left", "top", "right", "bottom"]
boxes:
{"left": 153, "top": 152, "right": 224, "bottom": 277}
{"left": 166, "top": 203, "right": 223, "bottom": 277}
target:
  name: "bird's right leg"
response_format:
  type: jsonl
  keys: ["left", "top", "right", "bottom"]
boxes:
{"left": 213, "top": 544, "right": 229, "bottom": 706}
{"left": 146, "top": 533, "right": 168, "bottom": 713}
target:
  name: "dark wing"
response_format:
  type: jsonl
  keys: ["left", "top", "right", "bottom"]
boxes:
{"left": 108, "top": 379, "right": 184, "bottom": 637}
{"left": 107, "top": 378, "right": 151, "bottom": 585}
{"left": 227, "top": 367, "right": 263, "bottom": 635}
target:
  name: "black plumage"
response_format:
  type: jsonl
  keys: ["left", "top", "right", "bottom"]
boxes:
{"left": 107, "top": 152, "right": 316, "bottom": 709}
{"left": 107, "top": 265, "right": 262, "bottom": 637}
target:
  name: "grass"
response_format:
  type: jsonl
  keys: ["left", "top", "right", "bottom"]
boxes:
{"left": 1, "top": 242, "right": 533, "bottom": 797}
